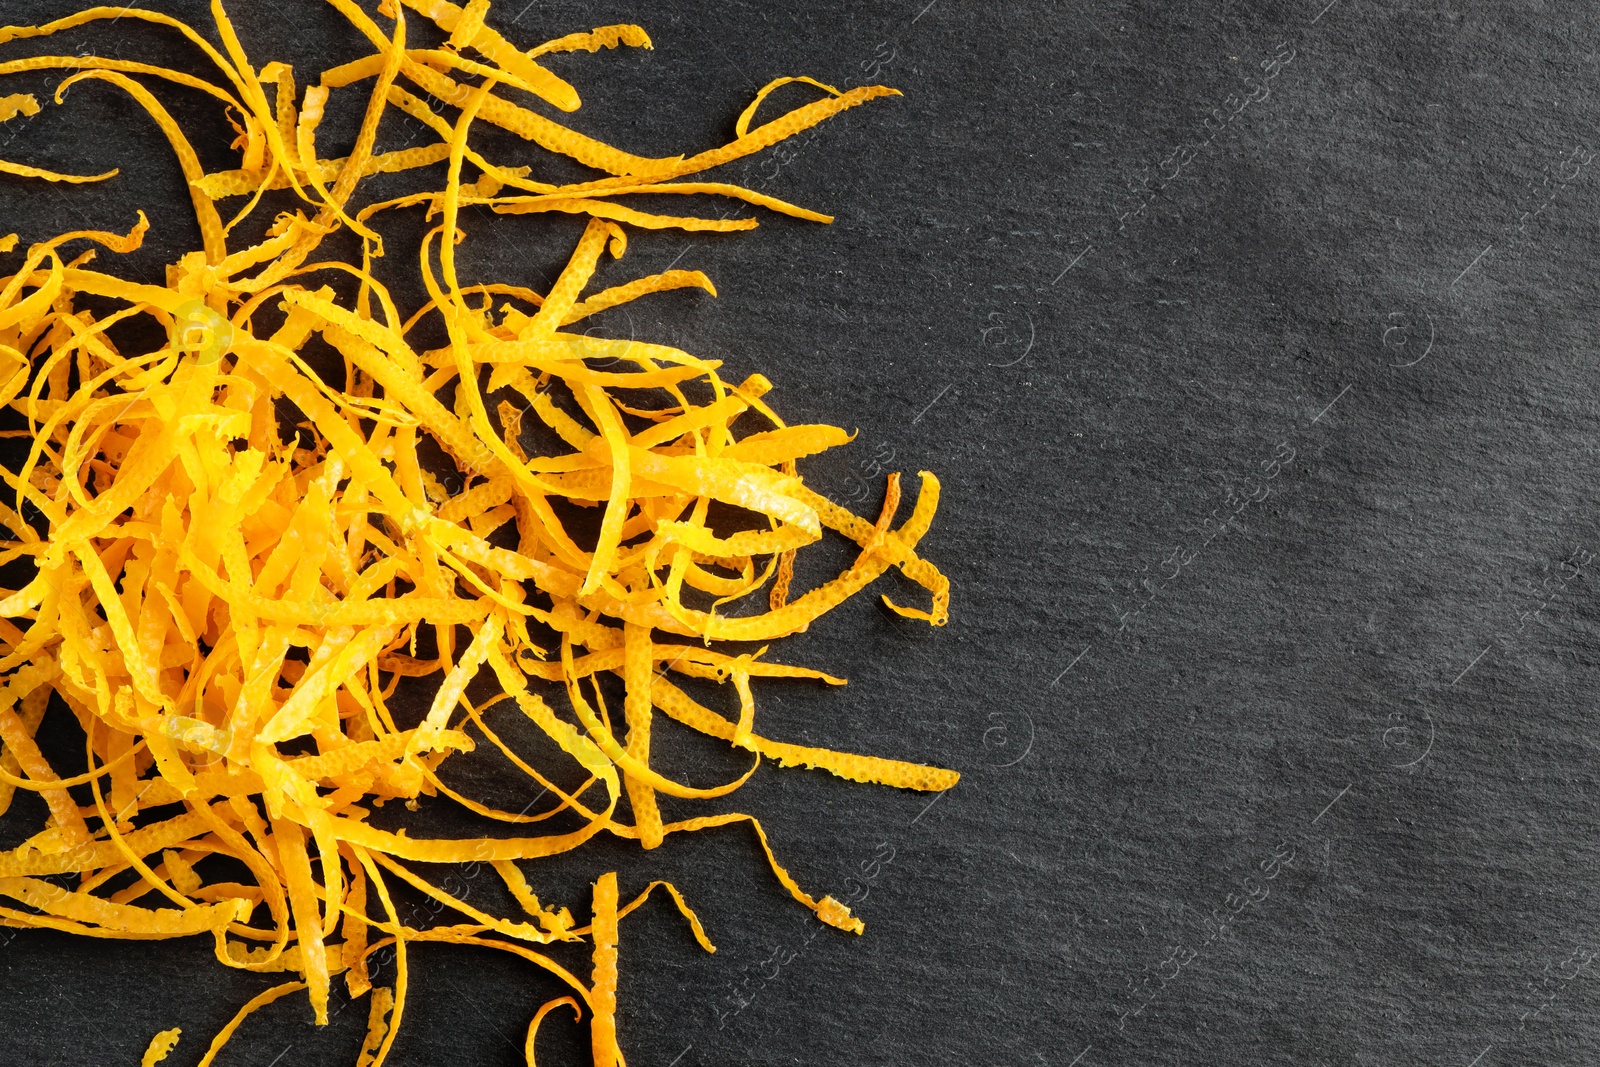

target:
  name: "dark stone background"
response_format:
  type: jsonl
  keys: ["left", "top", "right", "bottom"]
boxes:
{"left": 2, "top": 0, "right": 1599, "bottom": 1064}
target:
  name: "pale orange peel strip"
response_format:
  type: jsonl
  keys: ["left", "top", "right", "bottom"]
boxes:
{"left": 0, "top": 159, "right": 118, "bottom": 184}
{"left": 0, "top": 55, "right": 245, "bottom": 109}
{"left": 398, "top": 0, "right": 582, "bottom": 112}
{"left": 0, "top": 3, "right": 954, "bottom": 1066}
{"left": 53, "top": 70, "right": 227, "bottom": 263}
{"left": 140, "top": 1026, "right": 182, "bottom": 1066}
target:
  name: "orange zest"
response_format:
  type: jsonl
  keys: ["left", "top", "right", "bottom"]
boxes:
{"left": 0, "top": 2, "right": 952, "bottom": 1064}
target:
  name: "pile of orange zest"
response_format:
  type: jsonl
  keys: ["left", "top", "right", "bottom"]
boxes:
{"left": 0, "top": 2, "right": 955, "bottom": 1065}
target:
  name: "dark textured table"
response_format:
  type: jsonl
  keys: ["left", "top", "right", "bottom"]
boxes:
{"left": 2, "top": 1, "right": 1599, "bottom": 1064}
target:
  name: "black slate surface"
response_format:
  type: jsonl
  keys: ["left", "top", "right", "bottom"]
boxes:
{"left": 3, "top": 1, "right": 1600, "bottom": 1064}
